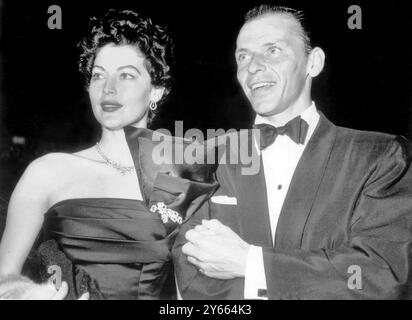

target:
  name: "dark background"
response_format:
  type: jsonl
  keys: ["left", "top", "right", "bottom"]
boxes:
{"left": 1, "top": 0, "right": 412, "bottom": 212}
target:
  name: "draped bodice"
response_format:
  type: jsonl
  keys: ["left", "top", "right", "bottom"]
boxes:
{"left": 42, "top": 198, "right": 176, "bottom": 299}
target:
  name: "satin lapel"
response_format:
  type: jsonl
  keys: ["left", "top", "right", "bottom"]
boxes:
{"left": 274, "top": 113, "right": 337, "bottom": 249}
{"left": 124, "top": 126, "right": 152, "bottom": 204}
{"left": 235, "top": 131, "right": 273, "bottom": 247}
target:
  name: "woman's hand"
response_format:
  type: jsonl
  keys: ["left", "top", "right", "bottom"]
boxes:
{"left": 23, "top": 281, "right": 89, "bottom": 300}
{"left": 25, "top": 282, "right": 90, "bottom": 300}
{"left": 23, "top": 281, "right": 68, "bottom": 299}
{"left": 0, "top": 275, "right": 89, "bottom": 300}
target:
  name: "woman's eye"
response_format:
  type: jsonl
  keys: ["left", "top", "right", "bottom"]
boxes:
{"left": 120, "top": 73, "right": 136, "bottom": 80}
{"left": 91, "top": 73, "right": 105, "bottom": 80}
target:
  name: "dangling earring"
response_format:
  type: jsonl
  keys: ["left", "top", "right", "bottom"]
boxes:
{"left": 149, "top": 101, "right": 157, "bottom": 111}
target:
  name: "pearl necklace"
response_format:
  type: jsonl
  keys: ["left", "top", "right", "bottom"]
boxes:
{"left": 95, "top": 142, "right": 135, "bottom": 175}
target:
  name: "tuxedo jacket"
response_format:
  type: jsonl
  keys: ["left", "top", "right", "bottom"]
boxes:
{"left": 172, "top": 113, "right": 412, "bottom": 299}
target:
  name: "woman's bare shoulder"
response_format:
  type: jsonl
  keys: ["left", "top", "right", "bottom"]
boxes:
{"left": 23, "top": 151, "right": 95, "bottom": 181}
{"left": 29, "top": 148, "right": 98, "bottom": 169}
{"left": 7, "top": 153, "right": 75, "bottom": 214}
{"left": 28, "top": 152, "right": 74, "bottom": 170}
{"left": 72, "top": 146, "right": 99, "bottom": 160}
{"left": 34, "top": 152, "right": 75, "bottom": 162}
{"left": 14, "top": 150, "right": 99, "bottom": 206}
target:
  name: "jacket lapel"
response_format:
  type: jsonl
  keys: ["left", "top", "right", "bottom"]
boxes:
{"left": 235, "top": 131, "right": 273, "bottom": 247}
{"left": 274, "top": 113, "right": 337, "bottom": 249}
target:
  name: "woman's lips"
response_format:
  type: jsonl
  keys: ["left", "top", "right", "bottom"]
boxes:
{"left": 101, "top": 102, "right": 123, "bottom": 112}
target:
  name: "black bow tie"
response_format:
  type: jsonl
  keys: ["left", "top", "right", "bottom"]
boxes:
{"left": 253, "top": 116, "right": 309, "bottom": 150}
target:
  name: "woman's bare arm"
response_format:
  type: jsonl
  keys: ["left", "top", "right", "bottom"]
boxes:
{"left": 0, "top": 154, "right": 90, "bottom": 299}
{"left": 0, "top": 155, "right": 55, "bottom": 275}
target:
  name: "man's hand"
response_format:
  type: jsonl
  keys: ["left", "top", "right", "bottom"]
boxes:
{"left": 182, "top": 219, "right": 250, "bottom": 279}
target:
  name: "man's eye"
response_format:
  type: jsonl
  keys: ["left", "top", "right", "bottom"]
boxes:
{"left": 267, "top": 47, "right": 281, "bottom": 55}
{"left": 237, "top": 54, "right": 249, "bottom": 63}
{"left": 91, "top": 73, "right": 105, "bottom": 80}
{"left": 120, "top": 73, "right": 136, "bottom": 80}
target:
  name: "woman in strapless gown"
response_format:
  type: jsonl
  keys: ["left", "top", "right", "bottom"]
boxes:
{"left": 23, "top": 125, "right": 218, "bottom": 300}
{"left": 0, "top": 9, "right": 217, "bottom": 300}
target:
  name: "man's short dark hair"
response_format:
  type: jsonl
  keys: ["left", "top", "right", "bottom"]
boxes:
{"left": 244, "top": 5, "right": 313, "bottom": 54}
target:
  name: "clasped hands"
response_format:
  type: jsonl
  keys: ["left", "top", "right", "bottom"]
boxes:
{"left": 182, "top": 219, "right": 250, "bottom": 279}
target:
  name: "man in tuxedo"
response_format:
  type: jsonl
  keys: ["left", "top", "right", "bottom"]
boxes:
{"left": 172, "top": 5, "right": 412, "bottom": 299}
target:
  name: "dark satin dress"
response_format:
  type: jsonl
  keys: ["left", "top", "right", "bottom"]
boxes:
{"left": 42, "top": 197, "right": 176, "bottom": 300}
{"left": 23, "top": 127, "right": 219, "bottom": 299}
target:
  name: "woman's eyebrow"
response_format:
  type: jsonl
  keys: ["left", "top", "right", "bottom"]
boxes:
{"left": 92, "top": 65, "right": 105, "bottom": 71}
{"left": 117, "top": 65, "right": 141, "bottom": 75}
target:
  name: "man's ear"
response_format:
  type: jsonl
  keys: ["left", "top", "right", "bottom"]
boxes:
{"left": 306, "top": 47, "right": 325, "bottom": 78}
{"left": 150, "top": 86, "right": 166, "bottom": 103}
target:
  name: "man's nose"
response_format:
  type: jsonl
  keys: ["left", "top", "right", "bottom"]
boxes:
{"left": 103, "top": 76, "right": 117, "bottom": 95}
{"left": 247, "top": 54, "right": 266, "bottom": 74}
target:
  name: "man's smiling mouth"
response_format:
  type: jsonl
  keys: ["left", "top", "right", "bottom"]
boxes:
{"left": 249, "top": 81, "right": 276, "bottom": 93}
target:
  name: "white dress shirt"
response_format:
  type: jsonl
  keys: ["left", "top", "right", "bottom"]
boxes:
{"left": 244, "top": 103, "right": 320, "bottom": 299}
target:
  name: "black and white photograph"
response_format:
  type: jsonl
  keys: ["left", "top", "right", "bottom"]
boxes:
{"left": 0, "top": 0, "right": 412, "bottom": 306}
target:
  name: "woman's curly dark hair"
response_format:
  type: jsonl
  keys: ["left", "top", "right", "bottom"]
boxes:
{"left": 78, "top": 9, "right": 174, "bottom": 122}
